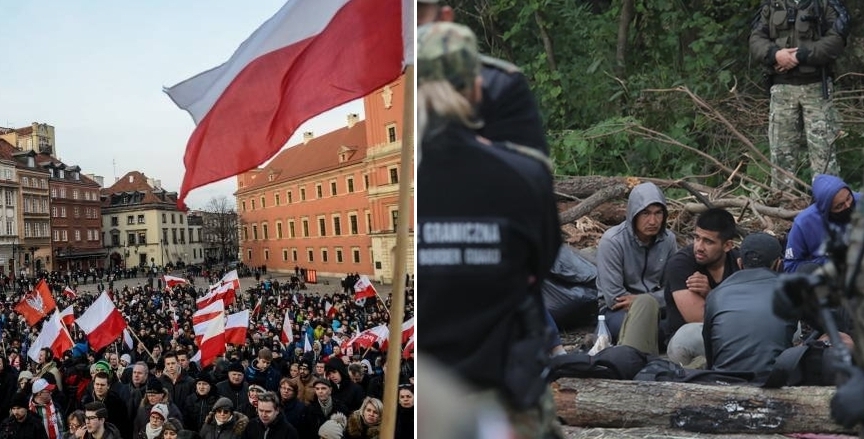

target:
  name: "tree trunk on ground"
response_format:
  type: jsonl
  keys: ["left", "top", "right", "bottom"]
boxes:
{"left": 559, "top": 183, "right": 627, "bottom": 224}
{"left": 554, "top": 176, "right": 715, "bottom": 200}
{"left": 554, "top": 378, "right": 852, "bottom": 434}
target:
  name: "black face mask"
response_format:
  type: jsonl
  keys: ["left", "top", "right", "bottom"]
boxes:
{"left": 829, "top": 200, "right": 856, "bottom": 224}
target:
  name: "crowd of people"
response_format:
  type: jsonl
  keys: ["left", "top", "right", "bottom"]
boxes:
{"left": 0, "top": 267, "right": 414, "bottom": 439}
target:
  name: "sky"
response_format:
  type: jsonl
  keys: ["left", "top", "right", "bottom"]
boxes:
{"left": 0, "top": 1, "right": 364, "bottom": 210}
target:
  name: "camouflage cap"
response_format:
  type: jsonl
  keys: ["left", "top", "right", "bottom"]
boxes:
{"left": 417, "top": 22, "right": 479, "bottom": 90}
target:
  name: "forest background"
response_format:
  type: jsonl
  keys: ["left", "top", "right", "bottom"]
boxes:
{"left": 448, "top": 0, "right": 864, "bottom": 198}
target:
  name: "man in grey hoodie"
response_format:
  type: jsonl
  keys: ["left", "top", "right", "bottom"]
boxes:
{"left": 596, "top": 182, "right": 678, "bottom": 354}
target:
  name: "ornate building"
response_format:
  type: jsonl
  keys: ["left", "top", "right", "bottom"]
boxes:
{"left": 235, "top": 76, "right": 413, "bottom": 283}
{"left": 101, "top": 171, "right": 204, "bottom": 270}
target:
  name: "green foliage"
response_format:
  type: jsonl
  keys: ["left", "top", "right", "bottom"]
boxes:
{"left": 451, "top": 0, "right": 864, "bottom": 188}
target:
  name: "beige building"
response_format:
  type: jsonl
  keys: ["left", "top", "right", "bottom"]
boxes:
{"left": 0, "top": 122, "right": 56, "bottom": 156}
{"left": 101, "top": 171, "right": 204, "bottom": 270}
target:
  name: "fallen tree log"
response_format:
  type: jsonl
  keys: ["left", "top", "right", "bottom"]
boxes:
{"left": 559, "top": 183, "right": 628, "bottom": 224}
{"left": 555, "top": 176, "right": 715, "bottom": 200}
{"left": 554, "top": 378, "right": 852, "bottom": 434}
{"left": 683, "top": 199, "right": 801, "bottom": 220}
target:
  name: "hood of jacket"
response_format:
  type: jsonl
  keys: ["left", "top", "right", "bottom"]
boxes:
{"left": 626, "top": 182, "right": 669, "bottom": 238}
{"left": 813, "top": 174, "right": 851, "bottom": 217}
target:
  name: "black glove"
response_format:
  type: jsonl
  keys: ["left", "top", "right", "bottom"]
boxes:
{"left": 830, "top": 363, "right": 864, "bottom": 428}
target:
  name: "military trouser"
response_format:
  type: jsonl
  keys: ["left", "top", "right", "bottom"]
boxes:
{"left": 769, "top": 82, "right": 840, "bottom": 191}
{"left": 617, "top": 294, "right": 661, "bottom": 355}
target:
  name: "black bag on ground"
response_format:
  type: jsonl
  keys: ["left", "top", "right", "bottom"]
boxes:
{"left": 633, "top": 358, "right": 756, "bottom": 385}
{"left": 549, "top": 345, "right": 650, "bottom": 381}
{"left": 542, "top": 245, "right": 599, "bottom": 329}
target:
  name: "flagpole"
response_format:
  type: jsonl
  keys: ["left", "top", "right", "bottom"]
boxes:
{"left": 380, "top": 64, "right": 413, "bottom": 439}
{"left": 128, "top": 330, "right": 156, "bottom": 362}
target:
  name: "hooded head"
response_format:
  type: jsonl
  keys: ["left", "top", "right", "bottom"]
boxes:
{"left": 626, "top": 182, "right": 668, "bottom": 243}
{"left": 812, "top": 174, "right": 856, "bottom": 224}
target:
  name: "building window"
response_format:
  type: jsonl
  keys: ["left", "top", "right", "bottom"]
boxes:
{"left": 366, "top": 212, "right": 372, "bottom": 234}
{"left": 75, "top": 230, "right": 81, "bottom": 241}
{"left": 262, "top": 224, "right": 269, "bottom": 240}
{"left": 333, "top": 217, "right": 341, "bottom": 236}
{"left": 330, "top": 181, "right": 337, "bottom": 196}
{"left": 352, "top": 248, "right": 361, "bottom": 263}
{"left": 316, "top": 184, "right": 323, "bottom": 199}
{"left": 292, "top": 248, "right": 298, "bottom": 262}
{"left": 137, "top": 215, "right": 145, "bottom": 224}
{"left": 276, "top": 222, "right": 283, "bottom": 239}
{"left": 391, "top": 209, "right": 399, "bottom": 232}
{"left": 252, "top": 225, "right": 258, "bottom": 240}
{"left": 282, "top": 249, "right": 288, "bottom": 261}
{"left": 318, "top": 217, "right": 326, "bottom": 236}
{"left": 389, "top": 168, "right": 399, "bottom": 184}
{"left": 364, "top": 174, "right": 369, "bottom": 189}
{"left": 260, "top": 196, "right": 266, "bottom": 208}
{"left": 289, "top": 221, "right": 296, "bottom": 238}
{"left": 171, "top": 214, "right": 176, "bottom": 224}
{"left": 251, "top": 199, "right": 256, "bottom": 210}
{"left": 321, "top": 249, "right": 328, "bottom": 263}
{"left": 300, "top": 188, "right": 306, "bottom": 201}
{"left": 275, "top": 193, "right": 280, "bottom": 206}
{"left": 336, "top": 248, "right": 343, "bottom": 263}
{"left": 243, "top": 227, "right": 249, "bottom": 240}
{"left": 347, "top": 177, "right": 354, "bottom": 193}
{"left": 287, "top": 191, "right": 293, "bottom": 204}
{"left": 162, "top": 213, "right": 167, "bottom": 223}
{"left": 127, "top": 215, "right": 134, "bottom": 225}
{"left": 349, "top": 214, "right": 358, "bottom": 235}
{"left": 387, "top": 123, "right": 397, "bottom": 142}
{"left": 242, "top": 201, "right": 247, "bottom": 212}
{"left": 264, "top": 249, "right": 269, "bottom": 261}
{"left": 302, "top": 219, "right": 309, "bottom": 237}
{"left": 307, "top": 249, "right": 314, "bottom": 262}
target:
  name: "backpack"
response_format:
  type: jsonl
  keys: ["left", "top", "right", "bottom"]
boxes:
{"left": 633, "top": 358, "right": 756, "bottom": 385}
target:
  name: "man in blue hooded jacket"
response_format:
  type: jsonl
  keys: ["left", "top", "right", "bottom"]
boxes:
{"left": 785, "top": 174, "right": 861, "bottom": 273}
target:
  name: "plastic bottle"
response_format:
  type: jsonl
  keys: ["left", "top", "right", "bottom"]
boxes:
{"left": 588, "top": 315, "right": 613, "bottom": 355}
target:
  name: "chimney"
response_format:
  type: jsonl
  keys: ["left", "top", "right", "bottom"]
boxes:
{"left": 303, "top": 131, "right": 314, "bottom": 144}
{"left": 347, "top": 113, "right": 359, "bottom": 128}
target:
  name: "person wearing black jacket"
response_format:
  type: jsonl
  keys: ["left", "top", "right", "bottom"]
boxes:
{"left": 0, "top": 392, "right": 48, "bottom": 439}
{"left": 80, "top": 372, "right": 132, "bottom": 438}
{"left": 417, "top": 21, "right": 562, "bottom": 437}
{"left": 182, "top": 374, "right": 218, "bottom": 432}
{"left": 324, "top": 358, "right": 364, "bottom": 412}
{"left": 241, "top": 392, "right": 298, "bottom": 439}
{"left": 299, "top": 379, "right": 348, "bottom": 439}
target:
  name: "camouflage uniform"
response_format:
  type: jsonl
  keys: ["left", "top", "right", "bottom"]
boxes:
{"left": 749, "top": 0, "right": 849, "bottom": 190}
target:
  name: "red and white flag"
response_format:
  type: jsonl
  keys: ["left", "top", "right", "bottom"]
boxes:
{"left": 325, "top": 300, "right": 338, "bottom": 319}
{"left": 199, "top": 282, "right": 236, "bottom": 308}
{"left": 27, "top": 311, "right": 74, "bottom": 362}
{"left": 342, "top": 324, "right": 389, "bottom": 351}
{"left": 59, "top": 305, "right": 75, "bottom": 327}
{"left": 193, "top": 300, "right": 225, "bottom": 328}
{"left": 252, "top": 297, "right": 264, "bottom": 317}
{"left": 402, "top": 335, "right": 414, "bottom": 359}
{"left": 63, "top": 286, "right": 77, "bottom": 299}
{"left": 220, "top": 270, "right": 241, "bottom": 290}
{"left": 163, "top": 274, "right": 189, "bottom": 288}
{"left": 304, "top": 332, "right": 313, "bottom": 353}
{"left": 14, "top": 279, "right": 58, "bottom": 326}
{"left": 197, "top": 315, "right": 226, "bottom": 367}
{"left": 75, "top": 292, "right": 127, "bottom": 351}
{"left": 123, "top": 328, "right": 134, "bottom": 350}
{"left": 401, "top": 316, "right": 414, "bottom": 344}
{"left": 353, "top": 275, "right": 377, "bottom": 301}
{"left": 164, "top": 0, "right": 411, "bottom": 208}
{"left": 281, "top": 310, "right": 293, "bottom": 344}
{"left": 225, "top": 310, "right": 249, "bottom": 345}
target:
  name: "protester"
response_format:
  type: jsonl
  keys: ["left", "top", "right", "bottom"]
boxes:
{"left": 241, "top": 392, "right": 298, "bottom": 439}
{"left": 0, "top": 392, "right": 48, "bottom": 439}
{"left": 198, "top": 397, "right": 249, "bottom": 439}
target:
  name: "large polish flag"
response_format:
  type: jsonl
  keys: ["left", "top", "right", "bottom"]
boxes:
{"left": 164, "top": 0, "right": 411, "bottom": 208}
{"left": 199, "top": 282, "right": 236, "bottom": 308}
{"left": 198, "top": 316, "right": 227, "bottom": 367}
{"left": 219, "top": 270, "right": 241, "bottom": 291}
{"left": 225, "top": 310, "right": 250, "bottom": 345}
{"left": 28, "top": 311, "right": 74, "bottom": 362}
{"left": 76, "top": 292, "right": 127, "bottom": 351}
{"left": 193, "top": 300, "right": 225, "bottom": 329}
{"left": 59, "top": 305, "right": 76, "bottom": 327}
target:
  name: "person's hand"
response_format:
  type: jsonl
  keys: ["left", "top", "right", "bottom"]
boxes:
{"left": 774, "top": 47, "right": 799, "bottom": 72}
{"left": 831, "top": 364, "right": 864, "bottom": 428}
{"left": 611, "top": 294, "right": 636, "bottom": 311}
{"left": 685, "top": 272, "right": 711, "bottom": 297}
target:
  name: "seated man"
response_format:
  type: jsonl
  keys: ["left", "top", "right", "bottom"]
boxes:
{"left": 703, "top": 233, "right": 796, "bottom": 374}
{"left": 664, "top": 208, "right": 739, "bottom": 367}
{"left": 785, "top": 174, "right": 861, "bottom": 273}
{"left": 596, "top": 182, "right": 678, "bottom": 355}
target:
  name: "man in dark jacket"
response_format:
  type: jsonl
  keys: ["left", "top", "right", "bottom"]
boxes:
{"left": 82, "top": 401, "right": 123, "bottom": 439}
{"left": 182, "top": 373, "right": 218, "bottom": 432}
{"left": 241, "top": 392, "right": 298, "bottom": 439}
{"left": 324, "top": 358, "right": 364, "bottom": 411}
{"left": 0, "top": 392, "right": 48, "bottom": 439}
{"left": 80, "top": 372, "right": 131, "bottom": 438}
{"left": 159, "top": 351, "right": 196, "bottom": 407}
{"left": 216, "top": 362, "right": 252, "bottom": 415}
{"left": 244, "top": 348, "right": 281, "bottom": 392}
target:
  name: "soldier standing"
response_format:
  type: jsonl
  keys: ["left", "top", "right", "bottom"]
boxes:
{"left": 749, "top": 0, "right": 849, "bottom": 190}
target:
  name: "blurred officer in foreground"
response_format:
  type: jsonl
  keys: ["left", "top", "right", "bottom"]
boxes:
{"left": 417, "top": 22, "right": 562, "bottom": 438}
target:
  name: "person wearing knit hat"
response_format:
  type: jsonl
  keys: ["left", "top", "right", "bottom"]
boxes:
{"left": 2, "top": 391, "right": 49, "bottom": 438}
{"left": 318, "top": 413, "right": 347, "bottom": 439}
{"left": 184, "top": 373, "right": 219, "bottom": 432}
{"left": 138, "top": 403, "right": 167, "bottom": 439}
{"left": 200, "top": 396, "right": 250, "bottom": 439}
